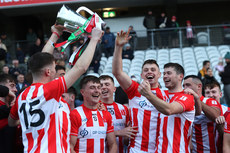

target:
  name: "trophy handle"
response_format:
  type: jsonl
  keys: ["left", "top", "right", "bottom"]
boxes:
{"left": 76, "top": 6, "right": 94, "bottom": 15}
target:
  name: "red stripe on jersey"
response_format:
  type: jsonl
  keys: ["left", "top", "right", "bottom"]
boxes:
{"left": 26, "top": 133, "right": 34, "bottom": 153}
{"left": 62, "top": 112, "right": 68, "bottom": 153}
{"left": 124, "top": 105, "right": 130, "bottom": 125}
{"left": 207, "top": 122, "right": 216, "bottom": 153}
{"left": 194, "top": 124, "right": 203, "bottom": 153}
{"left": 173, "top": 117, "right": 181, "bottom": 153}
{"left": 184, "top": 120, "right": 191, "bottom": 153}
{"left": 130, "top": 108, "right": 138, "bottom": 148}
{"left": 87, "top": 139, "right": 94, "bottom": 153}
{"left": 97, "top": 111, "right": 104, "bottom": 126}
{"left": 31, "top": 86, "right": 39, "bottom": 99}
{"left": 48, "top": 113, "right": 56, "bottom": 153}
{"left": 21, "top": 86, "right": 31, "bottom": 100}
{"left": 162, "top": 117, "right": 168, "bottom": 153}
{"left": 83, "top": 107, "right": 93, "bottom": 127}
{"left": 113, "top": 102, "right": 122, "bottom": 119}
{"left": 155, "top": 113, "right": 161, "bottom": 152}
{"left": 34, "top": 128, "right": 45, "bottom": 153}
{"left": 141, "top": 110, "right": 151, "bottom": 152}
{"left": 119, "top": 137, "right": 124, "bottom": 153}
{"left": 100, "top": 138, "right": 104, "bottom": 153}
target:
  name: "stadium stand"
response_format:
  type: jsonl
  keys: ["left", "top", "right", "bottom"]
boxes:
{"left": 87, "top": 45, "right": 229, "bottom": 93}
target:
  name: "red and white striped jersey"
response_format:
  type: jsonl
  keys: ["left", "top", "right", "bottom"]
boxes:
{"left": 70, "top": 104, "right": 114, "bottom": 153}
{"left": 191, "top": 96, "right": 221, "bottom": 153}
{"left": 155, "top": 91, "right": 195, "bottom": 153}
{"left": 103, "top": 102, "right": 129, "bottom": 153}
{"left": 224, "top": 110, "right": 230, "bottom": 134}
{"left": 10, "top": 77, "right": 71, "bottom": 153}
{"left": 221, "top": 104, "right": 230, "bottom": 115}
{"left": 124, "top": 80, "right": 168, "bottom": 153}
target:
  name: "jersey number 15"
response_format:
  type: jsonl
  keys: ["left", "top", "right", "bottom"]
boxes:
{"left": 20, "top": 100, "right": 45, "bottom": 129}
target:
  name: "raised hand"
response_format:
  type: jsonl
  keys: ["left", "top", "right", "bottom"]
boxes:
{"left": 52, "top": 25, "right": 64, "bottom": 36}
{"left": 138, "top": 80, "right": 152, "bottom": 97}
{"left": 91, "top": 28, "right": 104, "bottom": 41}
{"left": 116, "top": 28, "right": 131, "bottom": 47}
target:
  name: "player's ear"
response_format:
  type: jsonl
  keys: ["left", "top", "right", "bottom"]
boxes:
{"left": 80, "top": 89, "right": 84, "bottom": 96}
{"left": 44, "top": 68, "right": 50, "bottom": 76}
{"left": 113, "top": 86, "right": 116, "bottom": 93}
{"left": 70, "top": 94, "right": 75, "bottom": 102}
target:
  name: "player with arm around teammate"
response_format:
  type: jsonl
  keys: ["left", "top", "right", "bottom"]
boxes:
{"left": 112, "top": 29, "right": 168, "bottom": 153}
{"left": 183, "top": 75, "right": 221, "bottom": 153}
{"left": 138, "top": 63, "right": 195, "bottom": 153}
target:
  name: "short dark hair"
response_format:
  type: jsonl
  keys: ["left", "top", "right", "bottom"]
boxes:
{"left": 55, "top": 65, "right": 65, "bottom": 72}
{"left": 80, "top": 75, "right": 100, "bottom": 89}
{"left": 142, "top": 59, "right": 159, "bottom": 69}
{"left": 164, "top": 62, "right": 184, "bottom": 75}
{"left": 0, "top": 74, "right": 15, "bottom": 85}
{"left": 67, "top": 87, "right": 77, "bottom": 96}
{"left": 184, "top": 75, "right": 201, "bottom": 81}
{"left": 184, "top": 75, "right": 202, "bottom": 85}
{"left": 28, "top": 52, "right": 55, "bottom": 74}
{"left": 99, "top": 75, "right": 114, "bottom": 83}
{"left": 204, "top": 80, "right": 221, "bottom": 90}
{"left": 203, "top": 60, "right": 210, "bottom": 66}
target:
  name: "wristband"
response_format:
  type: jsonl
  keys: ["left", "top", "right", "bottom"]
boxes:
{"left": 53, "top": 32, "right": 60, "bottom": 38}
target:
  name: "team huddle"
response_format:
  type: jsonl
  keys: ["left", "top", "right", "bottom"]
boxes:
{"left": 6, "top": 25, "right": 230, "bottom": 153}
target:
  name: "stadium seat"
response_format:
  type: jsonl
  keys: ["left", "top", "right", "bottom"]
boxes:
{"left": 194, "top": 46, "right": 205, "bottom": 52}
{"left": 197, "top": 32, "right": 208, "bottom": 44}
{"left": 206, "top": 46, "right": 218, "bottom": 52}
{"left": 218, "top": 45, "right": 229, "bottom": 51}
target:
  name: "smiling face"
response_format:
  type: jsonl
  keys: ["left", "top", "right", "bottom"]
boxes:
{"left": 163, "top": 67, "right": 183, "bottom": 90}
{"left": 204, "top": 86, "right": 222, "bottom": 102}
{"left": 141, "top": 63, "right": 161, "bottom": 88}
{"left": 81, "top": 81, "right": 101, "bottom": 105}
{"left": 100, "top": 78, "right": 116, "bottom": 102}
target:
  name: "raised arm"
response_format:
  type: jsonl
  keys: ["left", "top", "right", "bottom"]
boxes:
{"left": 112, "top": 29, "right": 132, "bottom": 90}
{"left": 42, "top": 25, "right": 63, "bottom": 54}
{"left": 64, "top": 28, "right": 103, "bottom": 89}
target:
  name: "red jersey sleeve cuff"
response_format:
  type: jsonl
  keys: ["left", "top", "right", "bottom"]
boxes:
{"left": 224, "top": 129, "right": 230, "bottom": 134}
{"left": 70, "top": 133, "right": 78, "bottom": 137}
{"left": 174, "top": 101, "right": 185, "bottom": 112}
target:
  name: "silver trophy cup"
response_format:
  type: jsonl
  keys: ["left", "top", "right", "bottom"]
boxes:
{"left": 56, "top": 5, "right": 105, "bottom": 33}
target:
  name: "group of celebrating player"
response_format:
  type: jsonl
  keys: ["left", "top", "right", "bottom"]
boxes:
{"left": 6, "top": 25, "right": 230, "bottom": 153}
